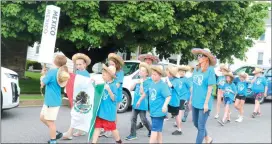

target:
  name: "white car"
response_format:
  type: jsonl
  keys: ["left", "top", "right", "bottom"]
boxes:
{"left": 91, "top": 60, "right": 177, "bottom": 113}
{"left": 1, "top": 67, "right": 20, "bottom": 112}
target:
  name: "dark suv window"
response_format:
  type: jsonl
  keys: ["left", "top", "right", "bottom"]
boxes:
{"left": 234, "top": 66, "right": 255, "bottom": 76}
{"left": 123, "top": 62, "right": 139, "bottom": 76}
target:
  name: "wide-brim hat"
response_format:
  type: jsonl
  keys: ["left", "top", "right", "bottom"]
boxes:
{"left": 57, "top": 65, "right": 70, "bottom": 87}
{"left": 102, "top": 64, "right": 116, "bottom": 78}
{"left": 178, "top": 65, "right": 190, "bottom": 72}
{"left": 108, "top": 53, "right": 124, "bottom": 66}
{"left": 238, "top": 72, "right": 248, "bottom": 79}
{"left": 219, "top": 64, "right": 230, "bottom": 72}
{"left": 191, "top": 48, "right": 217, "bottom": 66}
{"left": 72, "top": 53, "right": 91, "bottom": 66}
{"left": 138, "top": 52, "right": 160, "bottom": 64}
{"left": 224, "top": 72, "right": 234, "bottom": 78}
{"left": 253, "top": 67, "right": 264, "bottom": 74}
{"left": 166, "top": 66, "right": 178, "bottom": 77}
{"left": 151, "top": 65, "right": 164, "bottom": 76}
{"left": 139, "top": 62, "right": 151, "bottom": 75}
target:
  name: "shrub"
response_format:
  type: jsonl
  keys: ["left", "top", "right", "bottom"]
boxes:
{"left": 26, "top": 60, "right": 42, "bottom": 70}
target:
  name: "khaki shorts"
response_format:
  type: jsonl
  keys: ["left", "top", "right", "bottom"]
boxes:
{"left": 40, "top": 105, "right": 60, "bottom": 121}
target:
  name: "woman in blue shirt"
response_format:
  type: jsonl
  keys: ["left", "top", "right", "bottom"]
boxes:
{"left": 190, "top": 48, "right": 216, "bottom": 144}
{"left": 250, "top": 67, "right": 268, "bottom": 118}
{"left": 218, "top": 72, "right": 237, "bottom": 126}
{"left": 215, "top": 64, "right": 230, "bottom": 119}
{"left": 234, "top": 72, "right": 248, "bottom": 122}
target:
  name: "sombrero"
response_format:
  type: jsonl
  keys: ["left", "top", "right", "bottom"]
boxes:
{"left": 72, "top": 53, "right": 91, "bottom": 66}
{"left": 108, "top": 53, "right": 124, "bottom": 66}
{"left": 166, "top": 66, "right": 178, "bottom": 77}
{"left": 219, "top": 64, "right": 230, "bottom": 72}
{"left": 138, "top": 52, "right": 160, "bottom": 64}
{"left": 224, "top": 71, "right": 234, "bottom": 78}
{"left": 57, "top": 65, "right": 70, "bottom": 87}
{"left": 178, "top": 65, "right": 190, "bottom": 72}
{"left": 191, "top": 48, "right": 217, "bottom": 66}
{"left": 151, "top": 65, "right": 164, "bottom": 76}
{"left": 238, "top": 72, "right": 248, "bottom": 79}
{"left": 253, "top": 67, "right": 264, "bottom": 74}
{"left": 139, "top": 62, "right": 151, "bottom": 75}
{"left": 102, "top": 64, "right": 116, "bottom": 78}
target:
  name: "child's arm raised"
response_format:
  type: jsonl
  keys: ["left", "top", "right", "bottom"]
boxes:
{"left": 105, "top": 84, "right": 116, "bottom": 101}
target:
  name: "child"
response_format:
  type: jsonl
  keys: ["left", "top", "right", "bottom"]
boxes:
{"left": 215, "top": 64, "right": 230, "bottom": 119}
{"left": 40, "top": 55, "right": 69, "bottom": 144}
{"left": 126, "top": 62, "right": 152, "bottom": 140}
{"left": 177, "top": 65, "right": 192, "bottom": 124}
{"left": 92, "top": 64, "right": 122, "bottom": 144}
{"left": 165, "top": 66, "right": 183, "bottom": 135}
{"left": 251, "top": 67, "right": 268, "bottom": 118}
{"left": 218, "top": 72, "right": 237, "bottom": 126}
{"left": 234, "top": 72, "right": 248, "bottom": 122}
{"left": 63, "top": 53, "right": 91, "bottom": 140}
{"left": 148, "top": 65, "right": 171, "bottom": 143}
{"left": 102, "top": 53, "right": 124, "bottom": 138}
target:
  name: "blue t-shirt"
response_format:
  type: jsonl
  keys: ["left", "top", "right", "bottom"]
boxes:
{"left": 217, "top": 76, "right": 226, "bottom": 89}
{"left": 179, "top": 77, "right": 192, "bottom": 101}
{"left": 132, "top": 79, "right": 152, "bottom": 111}
{"left": 192, "top": 66, "right": 216, "bottom": 110}
{"left": 168, "top": 77, "right": 181, "bottom": 107}
{"left": 252, "top": 76, "right": 268, "bottom": 93}
{"left": 236, "top": 81, "right": 248, "bottom": 96}
{"left": 148, "top": 80, "right": 171, "bottom": 117}
{"left": 42, "top": 68, "right": 62, "bottom": 107}
{"left": 223, "top": 83, "right": 237, "bottom": 101}
{"left": 76, "top": 70, "right": 90, "bottom": 78}
{"left": 97, "top": 80, "right": 118, "bottom": 121}
{"left": 115, "top": 70, "right": 124, "bottom": 103}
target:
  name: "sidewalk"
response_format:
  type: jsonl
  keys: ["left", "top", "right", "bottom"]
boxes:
{"left": 19, "top": 94, "right": 69, "bottom": 107}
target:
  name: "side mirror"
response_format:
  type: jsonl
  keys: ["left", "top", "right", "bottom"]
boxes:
{"left": 92, "top": 63, "right": 102, "bottom": 74}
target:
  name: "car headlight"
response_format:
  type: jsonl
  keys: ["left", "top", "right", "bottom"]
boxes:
{"left": 5, "top": 73, "right": 18, "bottom": 80}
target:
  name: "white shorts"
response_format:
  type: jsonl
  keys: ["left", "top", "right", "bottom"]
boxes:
{"left": 40, "top": 105, "right": 60, "bottom": 121}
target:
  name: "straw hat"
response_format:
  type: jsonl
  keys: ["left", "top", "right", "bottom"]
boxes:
{"left": 108, "top": 53, "right": 124, "bottom": 66}
{"left": 151, "top": 65, "right": 164, "bottom": 76}
{"left": 252, "top": 67, "right": 264, "bottom": 74}
{"left": 139, "top": 62, "right": 151, "bottom": 75}
{"left": 72, "top": 53, "right": 91, "bottom": 66}
{"left": 102, "top": 64, "right": 116, "bottom": 78}
{"left": 138, "top": 52, "right": 160, "bottom": 64}
{"left": 191, "top": 48, "right": 217, "bottom": 66}
{"left": 178, "top": 65, "right": 190, "bottom": 72}
{"left": 238, "top": 72, "right": 248, "bottom": 79}
{"left": 219, "top": 64, "right": 230, "bottom": 72}
{"left": 166, "top": 66, "right": 178, "bottom": 77}
{"left": 57, "top": 65, "right": 70, "bottom": 87}
{"left": 224, "top": 71, "right": 234, "bottom": 78}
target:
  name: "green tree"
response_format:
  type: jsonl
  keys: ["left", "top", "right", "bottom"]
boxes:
{"left": 1, "top": 1, "right": 270, "bottom": 73}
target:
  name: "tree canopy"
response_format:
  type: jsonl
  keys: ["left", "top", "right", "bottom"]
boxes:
{"left": 1, "top": 1, "right": 270, "bottom": 66}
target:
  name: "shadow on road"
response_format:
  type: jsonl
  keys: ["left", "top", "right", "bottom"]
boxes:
{"left": 1, "top": 110, "right": 16, "bottom": 120}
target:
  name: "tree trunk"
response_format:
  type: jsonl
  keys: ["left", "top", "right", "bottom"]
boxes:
{"left": 1, "top": 38, "right": 28, "bottom": 78}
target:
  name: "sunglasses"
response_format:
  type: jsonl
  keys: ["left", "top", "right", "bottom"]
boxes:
{"left": 197, "top": 54, "right": 207, "bottom": 58}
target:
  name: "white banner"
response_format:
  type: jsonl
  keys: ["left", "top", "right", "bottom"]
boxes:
{"left": 38, "top": 5, "right": 61, "bottom": 64}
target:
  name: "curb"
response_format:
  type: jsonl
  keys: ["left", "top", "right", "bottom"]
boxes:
{"left": 19, "top": 98, "right": 70, "bottom": 107}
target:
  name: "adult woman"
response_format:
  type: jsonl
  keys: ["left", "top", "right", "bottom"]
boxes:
{"left": 189, "top": 48, "right": 216, "bottom": 143}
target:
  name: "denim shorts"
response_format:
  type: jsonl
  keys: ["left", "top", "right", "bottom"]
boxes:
{"left": 151, "top": 116, "right": 164, "bottom": 132}
{"left": 224, "top": 97, "right": 233, "bottom": 105}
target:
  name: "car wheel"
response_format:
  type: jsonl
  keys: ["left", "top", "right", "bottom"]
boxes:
{"left": 1, "top": 92, "right": 3, "bottom": 113}
{"left": 117, "top": 90, "right": 131, "bottom": 113}
{"left": 259, "top": 96, "right": 265, "bottom": 104}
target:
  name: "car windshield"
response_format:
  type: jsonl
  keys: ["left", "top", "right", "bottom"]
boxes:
{"left": 123, "top": 62, "right": 139, "bottom": 76}
{"left": 234, "top": 66, "right": 255, "bottom": 76}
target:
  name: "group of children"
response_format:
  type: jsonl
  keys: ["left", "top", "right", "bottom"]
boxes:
{"left": 40, "top": 51, "right": 269, "bottom": 144}
{"left": 215, "top": 65, "right": 268, "bottom": 126}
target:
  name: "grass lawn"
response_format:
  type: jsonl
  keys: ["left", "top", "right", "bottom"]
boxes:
{"left": 19, "top": 71, "right": 41, "bottom": 94}
{"left": 20, "top": 95, "right": 44, "bottom": 100}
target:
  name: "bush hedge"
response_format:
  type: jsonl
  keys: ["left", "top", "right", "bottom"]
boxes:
{"left": 26, "top": 60, "right": 42, "bottom": 70}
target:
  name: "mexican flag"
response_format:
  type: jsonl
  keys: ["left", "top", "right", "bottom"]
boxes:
{"left": 66, "top": 73, "right": 104, "bottom": 142}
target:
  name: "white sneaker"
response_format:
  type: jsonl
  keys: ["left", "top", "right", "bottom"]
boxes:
{"left": 235, "top": 117, "right": 243, "bottom": 123}
{"left": 214, "top": 114, "right": 219, "bottom": 119}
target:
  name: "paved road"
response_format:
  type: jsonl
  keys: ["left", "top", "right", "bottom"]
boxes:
{"left": 1, "top": 100, "right": 271, "bottom": 143}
